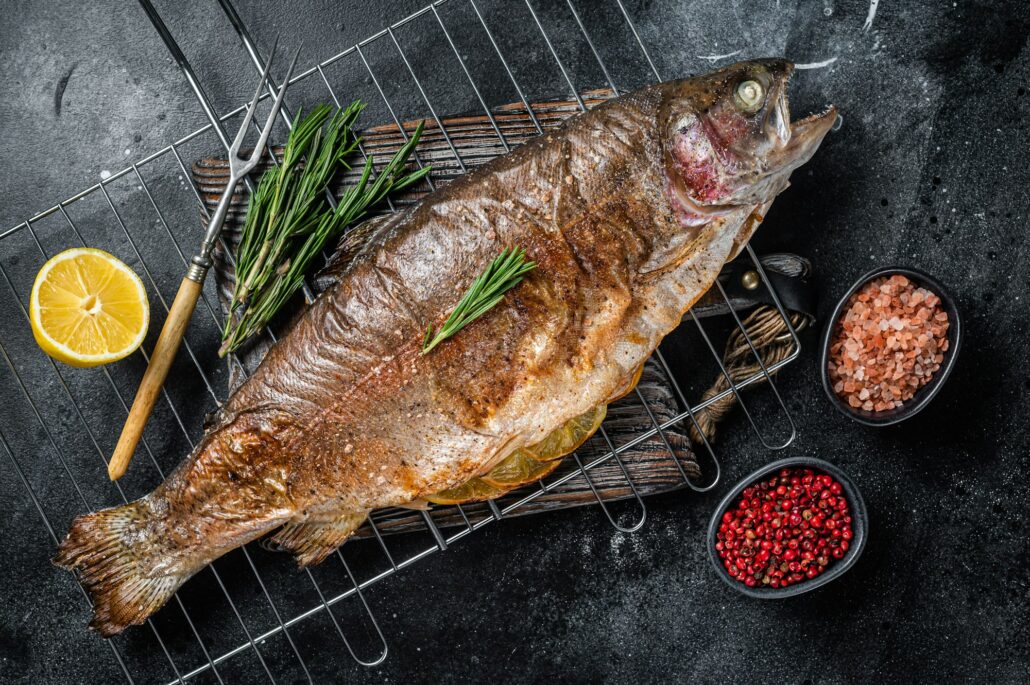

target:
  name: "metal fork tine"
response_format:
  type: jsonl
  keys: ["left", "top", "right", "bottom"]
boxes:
{"left": 248, "top": 47, "right": 300, "bottom": 167}
{"left": 231, "top": 35, "right": 279, "bottom": 159}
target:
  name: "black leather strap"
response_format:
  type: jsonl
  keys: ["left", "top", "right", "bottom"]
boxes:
{"left": 692, "top": 253, "right": 816, "bottom": 320}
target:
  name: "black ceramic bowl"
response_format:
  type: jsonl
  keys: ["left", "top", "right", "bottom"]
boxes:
{"left": 819, "top": 266, "right": 961, "bottom": 427}
{"left": 706, "top": 457, "right": 868, "bottom": 598}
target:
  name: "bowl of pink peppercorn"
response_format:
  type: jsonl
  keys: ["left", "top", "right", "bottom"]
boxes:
{"left": 820, "top": 266, "right": 961, "bottom": 427}
{"left": 707, "top": 457, "right": 868, "bottom": 598}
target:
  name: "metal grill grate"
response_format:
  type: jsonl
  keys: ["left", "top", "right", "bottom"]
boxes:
{"left": 0, "top": 1, "right": 802, "bottom": 682}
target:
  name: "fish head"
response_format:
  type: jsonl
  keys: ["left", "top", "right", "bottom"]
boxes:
{"left": 662, "top": 58, "right": 837, "bottom": 224}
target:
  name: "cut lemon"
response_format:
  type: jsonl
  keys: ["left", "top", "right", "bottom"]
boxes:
{"left": 29, "top": 248, "right": 149, "bottom": 368}
{"left": 524, "top": 404, "right": 607, "bottom": 462}
{"left": 426, "top": 477, "right": 509, "bottom": 506}
{"left": 480, "top": 447, "right": 563, "bottom": 489}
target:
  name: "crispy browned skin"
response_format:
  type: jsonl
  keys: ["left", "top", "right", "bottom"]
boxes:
{"left": 55, "top": 59, "right": 836, "bottom": 636}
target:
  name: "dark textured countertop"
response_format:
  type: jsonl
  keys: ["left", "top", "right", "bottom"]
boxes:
{"left": 1, "top": 0, "right": 1028, "bottom": 683}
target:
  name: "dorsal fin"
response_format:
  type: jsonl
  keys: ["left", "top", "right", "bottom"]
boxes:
{"left": 314, "top": 213, "right": 399, "bottom": 291}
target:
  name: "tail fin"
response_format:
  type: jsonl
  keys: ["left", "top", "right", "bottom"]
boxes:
{"left": 53, "top": 500, "right": 188, "bottom": 637}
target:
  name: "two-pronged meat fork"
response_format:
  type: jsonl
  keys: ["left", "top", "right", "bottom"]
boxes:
{"left": 108, "top": 42, "right": 299, "bottom": 480}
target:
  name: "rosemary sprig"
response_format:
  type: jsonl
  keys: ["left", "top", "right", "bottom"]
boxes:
{"left": 421, "top": 247, "right": 537, "bottom": 354}
{"left": 220, "top": 102, "right": 430, "bottom": 356}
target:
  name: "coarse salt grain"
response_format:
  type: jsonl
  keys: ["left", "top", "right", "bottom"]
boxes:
{"left": 828, "top": 274, "right": 949, "bottom": 413}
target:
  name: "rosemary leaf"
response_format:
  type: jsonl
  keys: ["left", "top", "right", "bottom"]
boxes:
{"left": 421, "top": 247, "right": 537, "bottom": 355}
{"left": 220, "top": 103, "right": 430, "bottom": 356}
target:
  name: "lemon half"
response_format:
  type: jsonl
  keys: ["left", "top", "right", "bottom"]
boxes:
{"left": 29, "top": 248, "right": 149, "bottom": 367}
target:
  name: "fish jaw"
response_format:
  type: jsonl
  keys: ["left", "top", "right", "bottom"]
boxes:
{"left": 772, "top": 104, "right": 839, "bottom": 174}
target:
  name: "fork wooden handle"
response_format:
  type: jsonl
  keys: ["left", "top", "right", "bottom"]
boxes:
{"left": 109, "top": 276, "right": 203, "bottom": 480}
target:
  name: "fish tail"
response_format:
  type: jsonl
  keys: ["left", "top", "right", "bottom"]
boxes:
{"left": 53, "top": 499, "right": 188, "bottom": 637}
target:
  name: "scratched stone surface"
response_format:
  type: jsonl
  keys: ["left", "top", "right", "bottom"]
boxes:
{"left": 0, "top": 0, "right": 1028, "bottom": 683}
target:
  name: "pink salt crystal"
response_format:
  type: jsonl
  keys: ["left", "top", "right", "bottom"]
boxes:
{"left": 827, "top": 274, "right": 950, "bottom": 414}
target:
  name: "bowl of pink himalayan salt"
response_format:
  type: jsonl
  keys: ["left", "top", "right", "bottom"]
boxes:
{"left": 820, "top": 267, "right": 961, "bottom": 426}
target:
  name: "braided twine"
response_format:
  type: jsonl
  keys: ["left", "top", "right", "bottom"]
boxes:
{"left": 690, "top": 306, "right": 811, "bottom": 444}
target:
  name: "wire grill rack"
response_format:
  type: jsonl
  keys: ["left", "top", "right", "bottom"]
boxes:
{"left": 0, "top": 1, "right": 802, "bottom": 682}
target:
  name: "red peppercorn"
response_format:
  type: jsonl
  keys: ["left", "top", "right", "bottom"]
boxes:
{"left": 717, "top": 468, "right": 854, "bottom": 590}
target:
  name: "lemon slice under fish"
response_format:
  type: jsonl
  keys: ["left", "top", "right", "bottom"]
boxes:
{"left": 524, "top": 404, "right": 607, "bottom": 462}
{"left": 426, "top": 477, "right": 509, "bottom": 506}
{"left": 426, "top": 404, "right": 607, "bottom": 504}
{"left": 480, "top": 448, "right": 564, "bottom": 489}
{"left": 29, "top": 248, "right": 149, "bottom": 368}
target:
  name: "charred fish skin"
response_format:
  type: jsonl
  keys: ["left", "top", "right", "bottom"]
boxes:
{"left": 54, "top": 59, "right": 836, "bottom": 637}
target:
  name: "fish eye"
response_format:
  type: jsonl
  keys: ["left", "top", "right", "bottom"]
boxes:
{"left": 735, "top": 80, "right": 766, "bottom": 113}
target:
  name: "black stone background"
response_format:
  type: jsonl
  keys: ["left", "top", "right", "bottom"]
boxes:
{"left": 1, "top": 0, "right": 1028, "bottom": 683}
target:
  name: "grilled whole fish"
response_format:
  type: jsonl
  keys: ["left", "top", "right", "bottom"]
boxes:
{"left": 55, "top": 59, "right": 835, "bottom": 636}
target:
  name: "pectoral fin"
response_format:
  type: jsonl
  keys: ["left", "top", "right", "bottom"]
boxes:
{"left": 271, "top": 511, "right": 368, "bottom": 567}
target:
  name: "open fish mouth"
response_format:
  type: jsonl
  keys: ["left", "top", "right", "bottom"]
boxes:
{"left": 765, "top": 63, "right": 838, "bottom": 169}
{"left": 781, "top": 105, "right": 838, "bottom": 157}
